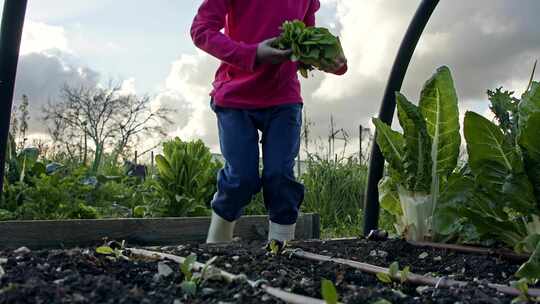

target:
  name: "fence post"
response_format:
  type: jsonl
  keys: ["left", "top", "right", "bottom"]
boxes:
{"left": 150, "top": 151, "right": 154, "bottom": 176}
{"left": 359, "top": 124, "right": 363, "bottom": 164}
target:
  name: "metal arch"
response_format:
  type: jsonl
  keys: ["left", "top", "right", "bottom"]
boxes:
{"left": 0, "top": 0, "right": 28, "bottom": 198}
{"left": 363, "top": 0, "right": 440, "bottom": 235}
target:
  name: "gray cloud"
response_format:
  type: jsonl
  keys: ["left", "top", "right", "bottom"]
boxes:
{"left": 13, "top": 1, "right": 540, "bottom": 157}
{"left": 13, "top": 51, "right": 99, "bottom": 134}
{"left": 301, "top": 0, "right": 540, "bottom": 155}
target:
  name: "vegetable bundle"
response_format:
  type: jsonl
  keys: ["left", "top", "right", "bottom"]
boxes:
{"left": 273, "top": 20, "right": 344, "bottom": 78}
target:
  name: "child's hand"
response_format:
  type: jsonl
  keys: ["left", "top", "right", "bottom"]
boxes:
{"left": 256, "top": 38, "right": 292, "bottom": 65}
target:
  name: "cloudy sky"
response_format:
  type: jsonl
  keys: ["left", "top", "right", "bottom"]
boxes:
{"left": 3, "top": 0, "right": 540, "bottom": 156}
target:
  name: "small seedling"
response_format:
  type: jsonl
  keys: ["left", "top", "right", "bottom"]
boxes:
{"left": 180, "top": 254, "right": 219, "bottom": 297}
{"left": 180, "top": 254, "right": 198, "bottom": 296}
{"left": 376, "top": 262, "right": 411, "bottom": 285}
{"left": 400, "top": 266, "right": 411, "bottom": 284}
{"left": 95, "top": 240, "right": 128, "bottom": 260}
{"left": 267, "top": 240, "right": 287, "bottom": 256}
{"left": 321, "top": 279, "right": 339, "bottom": 304}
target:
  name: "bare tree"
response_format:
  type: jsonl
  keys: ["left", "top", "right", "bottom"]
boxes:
{"left": 43, "top": 84, "right": 172, "bottom": 171}
{"left": 112, "top": 94, "right": 173, "bottom": 162}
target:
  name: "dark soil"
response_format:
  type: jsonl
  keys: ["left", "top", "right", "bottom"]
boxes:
{"left": 0, "top": 239, "right": 532, "bottom": 303}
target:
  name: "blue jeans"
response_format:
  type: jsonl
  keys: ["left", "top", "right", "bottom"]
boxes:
{"left": 210, "top": 101, "right": 304, "bottom": 225}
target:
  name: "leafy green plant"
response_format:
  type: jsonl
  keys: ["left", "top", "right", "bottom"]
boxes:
{"left": 435, "top": 70, "right": 540, "bottom": 280}
{"left": 95, "top": 241, "right": 127, "bottom": 260}
{"left": 376, "top": 261, "right": 410, "bottom": 285}
{"left": 154, "top": 138, "right": 221, "bottom": 217}
{"left": 179, "top": 254, "right": 218, "bottom": 297}
{"left": 321, "top": 279, "right": 339, "bottom": 304}
{"left": 374, "top": 66, "right": 461, "bottom": 241}
{"left": 4, "top": 134, "right": 47, "bottom": 185}
{"left": 273, "top": 20, "right": 344, "bottom": 78}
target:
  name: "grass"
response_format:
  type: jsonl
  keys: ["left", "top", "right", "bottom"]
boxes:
{"left": 244, "top": 154, "right": 396, "bottom": 238}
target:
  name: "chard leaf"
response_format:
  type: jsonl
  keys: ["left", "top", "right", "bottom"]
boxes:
{"left": 378, "top": 176, "right": 402, "bottom": 217}
{"left": 397, "top": 94, "right": 432, "bottom": 192}
{"left": 372, "top": 118, "right": 405, "bottom": 173}
{"left": 419, "top": 66, "right": 461, "bottom": 178}
{"left": 502, "top": 173, "right": 538, "bottom": 215}
{"left": 464, "top": 111, "right": 523, "bottom": 176}
{"left": 518, "top": 112, "right": 540, "bottom": 203}
{"left": 516, "top": 239, "right": 540, "bottom": 280}
{"left": 518, "top": 81, "right": 540, "bottom": 134}
{"left": 155, "top": 155, "right": 174, "bottom": 181}
{"left": 433, "top": 171, "right": 475, "bottom": 236}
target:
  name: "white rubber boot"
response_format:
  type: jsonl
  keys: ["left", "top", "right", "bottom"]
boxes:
{"left": 206, "top": 211, "right": 236, "bottom": 243}
{"left": 268, "top": 221, "right": 296, "bottom": 242}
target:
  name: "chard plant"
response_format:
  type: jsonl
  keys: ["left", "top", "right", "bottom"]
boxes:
{"left": 374, "top": 66, "right": 461, "bottom": 241}
{"left": 435, "top": 65, "right": 540, "bottom": 280}
{"left": 180, "top": 254, "right": 219, "bottom": 297}
{"left": 154, "top": 138, "right": 221, "bottom": 217}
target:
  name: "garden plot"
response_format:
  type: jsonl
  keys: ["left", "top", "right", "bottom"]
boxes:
{"left": 1, "top": 238, "right": 536, "bottom": 303}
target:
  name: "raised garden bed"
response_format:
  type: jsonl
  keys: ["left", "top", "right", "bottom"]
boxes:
{"left": 1, "top": 238, "right": 535, "bottom": 303}
{"left": 0, "top": 213, "right": 320, "bottom": 249}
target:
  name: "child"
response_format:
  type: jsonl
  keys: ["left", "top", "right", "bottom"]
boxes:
{"left": 191, "top": 0, "right": 347, "bottom": 244}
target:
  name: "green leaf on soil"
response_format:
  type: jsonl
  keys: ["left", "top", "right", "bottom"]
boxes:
{"left": 180, "top": 281, "right": 197, "bottom": 296}
{"left": 321, "top": 279, "right": 339, "bottom": 304}
{"left": 376, "top": 272, "right": 392, "bottom": 284}
{"left": 95, "top": 246, "right": 114, "bottom": 255}
{"left": 388, "top": 262, "right": 399, "bottom": 277}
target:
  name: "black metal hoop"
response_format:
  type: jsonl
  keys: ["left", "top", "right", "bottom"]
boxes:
{"left": 0, "top": 0, "right": 28, "bottom": 198}
{"left": 363, "top": 0, "right": 440, "bottom": 235}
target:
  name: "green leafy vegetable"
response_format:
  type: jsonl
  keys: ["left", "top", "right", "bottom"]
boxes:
{"left": 373, "top": 66, "right": 461, "bottom": 241}
{"left": 154, "top": 138, "right": 221, "bottom": 217}
{"left": 273, "top": 20, "right": 344, "bottom": 78}
{"left": 436, "top": 70, "right": 540, "bottom": 280}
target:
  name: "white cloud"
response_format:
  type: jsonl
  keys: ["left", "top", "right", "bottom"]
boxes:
{"left": 152, "top": 51, "right": 220, "bottom": 151}
{"left": 118, "top": 77, "right": 137, "bottom": 96}
{"left": 20, "top": 20, "right": 70, "bottom": 55}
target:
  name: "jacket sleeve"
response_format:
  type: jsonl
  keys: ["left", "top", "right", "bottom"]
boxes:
{"left": 304, "top": 0, "right": 320, "bottom": 27}
{"left": 190, "top": 0, "right": 258, "bottom": 72}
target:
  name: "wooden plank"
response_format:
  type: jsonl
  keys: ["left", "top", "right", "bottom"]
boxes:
{"left": 0, "top": 213, "right": 319, "bottom": 249}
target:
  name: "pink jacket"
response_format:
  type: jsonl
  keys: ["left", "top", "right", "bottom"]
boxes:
{"left": 191, "top": 0, "right": 347, "bottom": 109}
